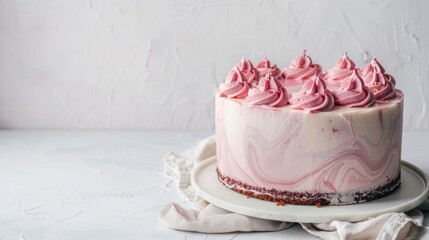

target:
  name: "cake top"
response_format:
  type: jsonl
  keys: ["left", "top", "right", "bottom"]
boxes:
{"left": 218, "top": 52, "right": 400, "bottom": 112}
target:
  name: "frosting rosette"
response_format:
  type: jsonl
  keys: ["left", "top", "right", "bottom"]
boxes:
{"left": 332, "top": 69, "right": 375, "bottom": 107}
{"left": 324, "top": 52, "right": 357, "bottom": 86}
{"left": 361, "top": 58, "right": 396, "bottom": 101}
{"left": 218, "top": 68, "right": 250, "bottom": 99}
{"left": 361, "top": 57, "right": 385, "bottom": 76}
{"left": 246, "top": 74, "right": 289, "bottom": 107}
{"left": 232, "top": 57, "right": 259, "bottom": 84}
{"left": 256, "top": 57, "right": 283, "bottom": 81}
{"left": 289, "top": 74, "right": 335, "bottom": 112}
{"left": 361, "top": 58, "right": 396, "bottom": 85}
{"left": 281, "top": 50, "right": 322, "bottom": 85}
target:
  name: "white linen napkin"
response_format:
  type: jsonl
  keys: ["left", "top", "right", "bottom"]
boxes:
{"left": 159, "top": 135, "right": 428, "bottom": 239}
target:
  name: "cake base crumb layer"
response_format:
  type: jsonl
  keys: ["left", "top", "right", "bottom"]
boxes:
{"left": 216, "top": 168, "right": 401, "bottom": 206}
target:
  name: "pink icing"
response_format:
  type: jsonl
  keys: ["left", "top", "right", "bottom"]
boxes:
{"left": 324, "top": 52, "right": 357, "bottom": 86}
{"left": 364, "top": 71, "right": 396, "bottom": 101}
{"left": 289, "top": 74, "right": 335, "bottom": 112}
{"left": 332, "top": 69, "right": 375, "bottom": 107}
{"left": 234, "top": 57, "right": 259, "bottom": 84}
{"left": 361, "top": 58, "right": 396, "bottom": 101}
{"left": 281, "top": 50, "right": 322, "bottom": 85}
{"left": 256, "top": 57, "right": 283, "bottom": 81}
{"left": 361, "top": 58, "right": 385, "bottom": 77}
{"left": 217, "top": 54, "right": 400, "bottom": 109}
{"left": 246, "top": 74, "right": 289, "bottom": 107}
{"left": 218, "top": 68, "right": 250, "bottom": 99}
{"left": 361, "top": 58, "right": 396, "bottom": 85}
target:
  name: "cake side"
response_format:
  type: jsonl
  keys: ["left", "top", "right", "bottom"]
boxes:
{"left": 215, "top": 92, "right": 403, "bottom": 205}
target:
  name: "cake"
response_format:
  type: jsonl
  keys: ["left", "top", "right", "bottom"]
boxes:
{"left": 215, "top": 51, "right": 403, "bottom": 206}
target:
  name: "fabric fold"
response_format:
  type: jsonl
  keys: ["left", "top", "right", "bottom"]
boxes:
{"left": 159, "top": 198, "right": 293, "bottom": 233}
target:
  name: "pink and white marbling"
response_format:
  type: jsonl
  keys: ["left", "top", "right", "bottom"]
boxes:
{"left": 215, "top": 90, "right": 403, "bottom": 204}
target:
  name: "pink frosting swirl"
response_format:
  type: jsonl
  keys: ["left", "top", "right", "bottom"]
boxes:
{"left": 233, "top": 57, "right": 259, "bottom": 84}
{"left": 361, "top": 57, "right": 396, "bottom": 85}
{"left": 361, "top": 57, "right": 385, "bottom": 77}
{"left": 246, "top": 74, "right": 289, "bottom": 107}
{"left": 364, "top": 71, "right": 396, "bottom": 101}
{"left": 324, "top": 52, "right": 357, "bottom": 86}
{"left": 226, "top": 57, "right": 259, "bottom": 83}
{"left": 281, "top": 50, "right": 322, "bottom": 85}
{"left": 332, "top": 69, "right": 375, "bottom": 107}
{"left": 361, "top": 58, "right": 396, "bottom": 101}
{"left": 256, "top": 57, "right": 283, "bottom": 81}
{"left": 218, "top": 68, "right": 250, "bottom": 99}
{"left": 289, "top": 74, "right": 335, "bottom": 112}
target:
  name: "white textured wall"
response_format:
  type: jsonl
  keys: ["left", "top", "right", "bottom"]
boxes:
{"left": 0, "top": 0, "right": 428, "bottom": 130}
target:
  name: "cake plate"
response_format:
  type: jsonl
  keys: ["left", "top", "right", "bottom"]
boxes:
{"left": 192, "top": 157, "right": 429, "bottom": 223}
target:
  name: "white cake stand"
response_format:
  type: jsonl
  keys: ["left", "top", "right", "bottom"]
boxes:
{"left": 192, "top": 157, "right": 429, "bottom": 223}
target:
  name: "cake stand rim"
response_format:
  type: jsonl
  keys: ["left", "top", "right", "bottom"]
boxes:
{"left": 192, "top": 157, "right": 429, "bottom": 223}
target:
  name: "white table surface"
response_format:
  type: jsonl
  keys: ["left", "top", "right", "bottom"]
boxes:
{"left": 0, "top": 130, "right": 428, "bottom": 239}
